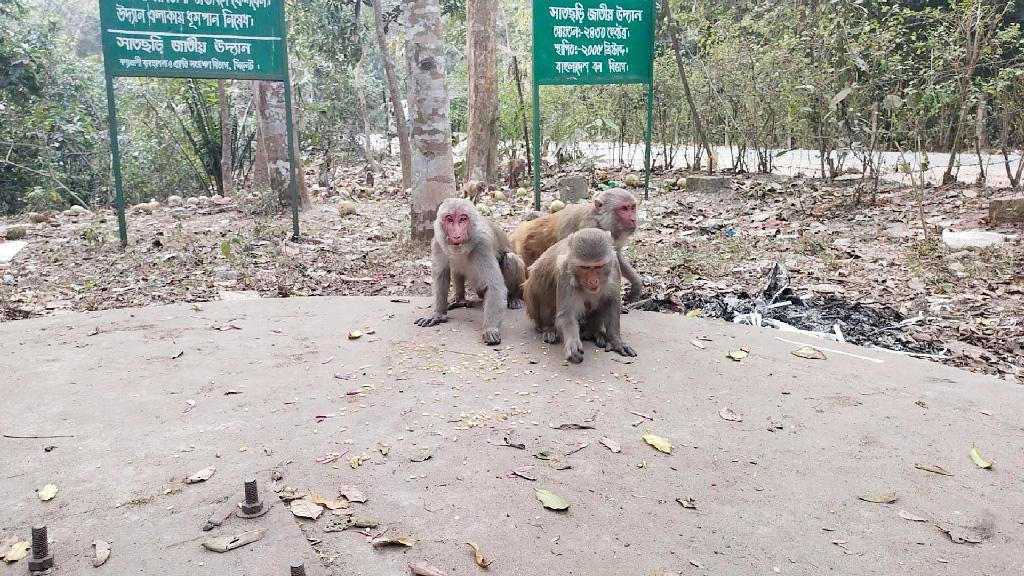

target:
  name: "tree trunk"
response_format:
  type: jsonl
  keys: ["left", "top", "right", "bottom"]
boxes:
{"left": 355, "top": 53, "right": 380, "bottom": 172}
{"left": 465, "top": 0, "right": 499, "bottom": 183}
{"left": 404, "top": 0, "right": 456, "bottom": 242}
{"left": 663, "top": 0, "right": 712, "bottom": 175}
{"left": 254, "top": 80, "right": 309, "bottom": 208}
{"left": 218, "top": 79, "right": 234, "bottom": 196}
{"left": 370, "top": 0, "right": 411, "bottom": 189}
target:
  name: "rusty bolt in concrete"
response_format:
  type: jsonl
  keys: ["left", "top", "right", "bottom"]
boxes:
{"left": 236, "top": 477, "right": 267, "bottom": 519}
{"left": 27, "top": 525, "right": 54, "bottom": 573}
{"left": 290, "top": 561, "right": 307, "bottom": 576}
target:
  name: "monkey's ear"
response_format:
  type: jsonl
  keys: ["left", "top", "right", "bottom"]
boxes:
{"left": 593, "top": 194, "right": 605, "bottom": 209}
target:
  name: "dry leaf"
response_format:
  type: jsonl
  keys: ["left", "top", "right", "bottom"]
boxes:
{"left": 348, "top": 330, "right": 363, "bottom": 340}
{"left": 467, "top": 542, "right": 493, "bottom": 568}
{"left": 289, "top": 498, "right": 323, "bottom": 519}
{"left": 791, "top": 346, "right": 827, "bottom": 360}
{"left": 969, "top": 446, "right": 993, "bottom": 469}
{"left": 3, "top": 541, "right": 30, "bottom": 563}
{"left": 202, "top": 529, "right": 265, "bottom": 552}
{"left": 689, "top": 339, "right": 706, "bottom": 350}
{"left": 676, "top": 496, "right": 697, "bottom": 509}
{"left": 857, "top": 490, "right": 897, "bottom": 504}
{"left": 898, "top": 510, "right": 928, "bottom": 522}
{"left": 410, "top": 449, "right": 433, "bottom": 462}
{"left": 349, "top": 453, "right": 370, "bottom": 468}
{"left": 549, "top": 459, "right": 572, "bottom": 470}
{"left": 506, "top": 466, "right": 536, "bottom": 481}
{"left": 937, "top": 524, "right": 983, "bottom": 544}
{"left": 310, "top": 490, "right": 349, "bottom": 510}
{"left": 642, "top": 430, "right": 672, "bottom": 454}
{"left": 726, "top": 350, "right": 748, "bottom": 361}
{"left": 533, "top": 450, "right": 553, "bottom": 460}
{"left": 215, "top": 323, "right": 241, "bottom": 331}
{"left": 372, "top": 536, "right": 416, "bottom": 547}
{"left": 535, "top": 488, "right": 570, "bottom": 511}
{"left": 338, "top": 485, "right": 367, "bottom": 503}
{"left": 686, "top": 309, "right": 702, "bottom": 317}
{"left": 184, "top": 466, "right": 216, "bottom": 484}
{"left": 914, "top": 463, "right": 953, "bottom": 476}
{"left": 409, "top": 562, "right": 447, "bottom": 576}
{"left": 92, "top": 540, "right": 111, "bottom": 567}
{"left": 37, "top": 483, "right": 58, "bottom": 501}
{"left": 553, "top": 423, "right": 594, "bottom": 430}
{"left": 183, "top": 399, "right": 196, "bottom": 413}
{"left": 719, "top": 407, "right": 743, "bottom": 422}
{"left": 600, "top": 437, "right": 621, "bottom": 453}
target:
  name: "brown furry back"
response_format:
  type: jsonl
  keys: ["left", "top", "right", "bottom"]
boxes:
{"left": 523, "top": 237, "right": 567, "bottom": 331}
{"left": 512, "top": 203, "right": 592, "bottom": 268}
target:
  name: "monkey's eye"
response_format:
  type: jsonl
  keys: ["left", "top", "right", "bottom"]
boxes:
{"left": 458, "top": 215, "right": 469, "bottom": 223}
{"left": 444, "top": 215, "right": 454, "bottom": 223}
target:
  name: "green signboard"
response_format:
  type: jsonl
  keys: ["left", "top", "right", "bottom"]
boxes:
{"left": 532, "top": 0, "right": 654, "bottom": 85}
{"left": 99, "top": 0, "right": 288, "bottom": 80}
{"left": 99, "top": 0, "right": 300, "bottom": 246}
{"left": 530, "top": 0, "right": 656, "bottom": 209}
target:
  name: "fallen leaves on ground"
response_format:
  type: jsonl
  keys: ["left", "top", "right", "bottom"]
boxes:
{"left": 202, "top": 529, "right": 265, "bottom": 552}
{"left": 533, "top": 450, "right": 553, "bottom": 461}
{"left": 969, "top": 446, "right": 993, "bottom": 469}
{"left": 467, "top": 542, "right": 493, "bottom": 568}
{"left": 215, "top": 323, "right": 241, "bottom": 331}
{"left": 535, "top": 488, "right": 570, "bottom": 511}
{"left": 726, "top": 350, "right": 749, "bottom": 362}
{"left": 553, "top": 423, "right": 594, "bottom": 430}
{"left": 937, "top": 525, "right": 984, "bottom": 544}
{"left": 409, "top": 562, "right": 447, "bottom": 576}
{"left": 371, "top": 536, "right": 416, "bottom": 547}
{"left": 410, "top": 449, "right": 433, "bottom": 462}
{"left": 310, "top": 490, "right": 349, "bottom": 510}
{"left": 898, "top": 510, "right": 928, "bottom": 522}
{"left": 289, "top": 498, "right": 323, "bottom": 519}
{"left": 914, "top": 463, "right": 953, "bottom": 476}
{"left": 791, "top": 346, "right": 827, "bottom": 360}
{"left": 36, "top": 483, "right": 58, "bottom": 501}
{"left": 507, "top": 466, "right": 536, "bottom": 481}
{"left": 348, "top": 330, "right": 363, "bottom": 340}
{"left": 338, "top": 484, "right": 366, "bottom": 503}
{"left": 642, "top": 430, "right": 672, "bottom": 454}
{"left": 719, "top": 407, "right": 743, "bottom": 422}
{"left": 600, "top": 437, "right": 621, "bottom": 453}
{"left": 2, "top": 541, "right": 30, "bottom": 563}
{"left": 184, "top": 466, "right": 216, "bottom": 484}
{"left": 92, "top": 540, "right": 111, "bottom": 567}
{"left": 676, "top": 496, "right": 697, "bottom": 509}
{"left": 857, "top": 490, "right": 897, "bottom": 504}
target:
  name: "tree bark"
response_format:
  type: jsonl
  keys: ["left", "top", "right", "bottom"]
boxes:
{"left": 663, "top": 0, "right": 713, "bottom": 175}
{"left": 465, "top": 0, "right": 499, "bottom": 183}
{"left": 218, "top": 79, "right": 234, "bottom": 196}
{"left": 405, "top": 0, "right": 456, "bottom": 242}
{"left": 370, "top": 0, "right": 412, "bottom": 190}
{"left": 355, "top": 52, "right": 380, "bottom": 172}
{"left": 254, "top": 80, "right": 309, "bottom": 208}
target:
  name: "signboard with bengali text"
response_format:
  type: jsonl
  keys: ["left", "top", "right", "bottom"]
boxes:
{"left": 532, "top": 0, "right": 654, "bottom": 85}
{"left": 99, "top": 0, "right": 287, "bottom": 81}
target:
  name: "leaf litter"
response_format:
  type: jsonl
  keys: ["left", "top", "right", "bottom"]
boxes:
{"left": 467, "top": 542, "right": 493, "bottom": 568}
{"left": 642, "top": 430, "right": 672, "bottom": 454}
{"left": 535, "top": 489, "right": 570, "bottom": 511}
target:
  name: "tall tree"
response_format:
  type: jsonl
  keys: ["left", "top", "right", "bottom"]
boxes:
{"left": 464, "top": 0, "right": 499, "bottom": 183}
{"left": 404, "top": 0, "right": 455, "bottom": 242}
{"left": 663, "top": 0, "right": 713, "bottom": 174}
{"left": 218, "top": 79, "right": 234, "bottom": 196}
{"left": 370, "top": 0, "right": 412, "bottom": 190}
{"left": 253, "top": 80, "right": 310, "bottom": 208}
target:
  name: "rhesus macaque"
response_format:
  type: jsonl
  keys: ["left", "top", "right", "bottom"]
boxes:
{"left": 462, "top": 180, "right": 486, "bottom": 204}
{"left": 523, "top": 228, "right": 637, "bottom": 363}
{"left": 415, "top": 198, "right": 526, "bottom": 345}
{"left": 506, "top": 157, "right": 527, "bottom": 189}
{"left": 511, "top": 187, "right": 642, "bottom": 300}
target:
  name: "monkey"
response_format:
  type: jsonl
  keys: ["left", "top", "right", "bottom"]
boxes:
{"left": 462, "top": 180, "right": 486, "bottom": 204}
{"left": 511, "top": 187, "right": 643, "bottom": 301}
{"left": 523, "top": 228, "right": 637, "bottom": 363}
{"left": 505, "top": 157, "right": 527, "bottom": 189}
{"left": 415, "top": 198, "right": 526, "bottom": 345}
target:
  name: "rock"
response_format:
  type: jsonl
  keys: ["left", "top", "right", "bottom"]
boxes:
{"left": 988, "top": 196, "right": 1024, "bottom": 224}
{"left": 27, "top": 212, "right": 50, "bottom": 224}
{"left": 941, "top": 229, "right": 1007, "bottom": 249}
{"left": 337, "top": 201, "right": 357, "bottom": 216}
{"left": 475, "top": 203, "right": 492, "bottom": 216}
{"left": 211, "top": 194, "right": 224, "bottom": 202}
{"left": 549, "top": 200, "right": 566, "bottom": 213}
{"left": 198, "top": 196, "right": 212, "bottom": 206}
{"left": 685, "top": 175, "right": 732, "bottom": 194}
{"left": 167, "top": 195, "right": 184, "bottom": 207}
{"left": 68, "top": 205, "right": 89, "bottom": 216}
{"left": 4, "top": 226, "right": 28, "bottom": 240}
{"left": 558, "top": 175, "right": 590, "bottom": 203}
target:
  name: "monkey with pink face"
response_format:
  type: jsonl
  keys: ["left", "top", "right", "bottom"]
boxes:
{"left": 415, "top": 198, "right": 526, "bottom": 345}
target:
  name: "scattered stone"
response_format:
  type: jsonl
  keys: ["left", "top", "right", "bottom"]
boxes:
{"left": 988, "top": 196, "right": 1024, "bottom": 224}
{"left": 941, "top": 229, "right": 1007, "bottom": 249}
{"left": 558, "top": 174, "right": 590, "bottom": 203}
{"left": 685, "top": 175, "right": 732, "bottom": 193}
{"left": 337, "top": 201, "right": 358, "bottom": 216}
{"left": 3, "top": 226, "right": 28, "bottom": 241}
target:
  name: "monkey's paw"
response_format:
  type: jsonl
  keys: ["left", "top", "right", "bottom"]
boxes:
{"left": 482, "top": 328, "right": 502, "bottom": 346}
{"left": 415, "top": 315, "right": 448, "bottom": 327}
{"left": 507, "top": 298, "right": 524, "bottom": 310}
{"left": 447, "top": 299, "right": 478, "bottom": 309}
{"left": 625, "top": 285, "right": 643, "bottom": 302}
{"left": 607, "top": 342, "right": 637, "bottom": 357}
{"left": 541, "top": 330, "right": 559, "bottom": 344}
{"left": 565, "top": 340, "right": 585, "bottom": 364}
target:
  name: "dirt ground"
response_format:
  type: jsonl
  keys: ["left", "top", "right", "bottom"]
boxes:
{"left": 1, "top": 297, "right": 1022, "bottom": 575}
{"left": 0, "top": 163, "right": 1021, "bottom": 382}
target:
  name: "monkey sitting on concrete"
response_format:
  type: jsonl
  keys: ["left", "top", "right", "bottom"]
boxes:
{"left": 415, "top": 198, "right": 526, "bottom": 345}
{"left": 511, "top": 187, "right": 642, "bottom": 301}
{"left": 523, "top": 228, "right": 637, "bottom": 363}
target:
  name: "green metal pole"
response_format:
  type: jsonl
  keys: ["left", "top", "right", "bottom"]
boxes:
{"left": 643, "top": 81, "right": 654, "bottom": 201}
{"left": 531, "top": 82, "right": 542, "bottom": 212}
{"left": 282, "top": 71, "right": 301, "bottom": 241}
{"left": 104, "top": 73, "right": 129, "bottom": 247}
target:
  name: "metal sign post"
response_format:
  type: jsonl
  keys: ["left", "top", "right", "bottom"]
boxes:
{"left": 531, "top": 0, "right": 656, "bottom": 209}
{"left": 98, "top": 0, "right": 300, "bottom": 246}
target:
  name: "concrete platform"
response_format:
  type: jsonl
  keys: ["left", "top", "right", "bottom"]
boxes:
{"left": 1, "top": 297, "right": 1022, "bottom": 575}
